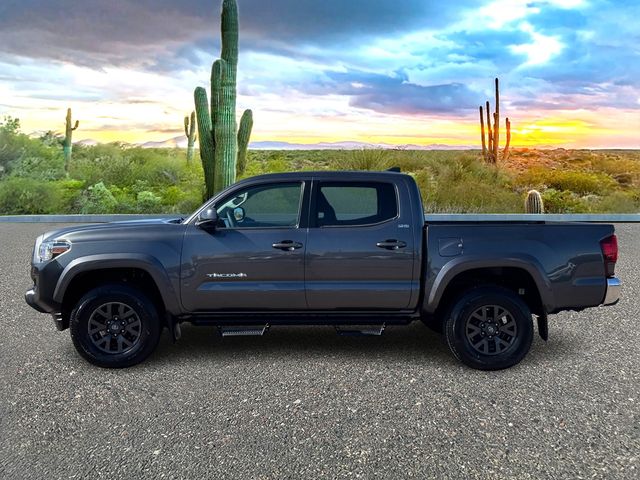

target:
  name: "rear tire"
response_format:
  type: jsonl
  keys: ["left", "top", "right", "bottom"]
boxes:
{"left": 70, "top": 284, "right": 161, "bottom": 368}
{"left": 445, "top": 286, "right": 533, "bottom": 370}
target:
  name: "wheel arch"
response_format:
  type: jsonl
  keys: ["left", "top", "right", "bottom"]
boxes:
{"left": 424, "top": 257, "right": 553, "bottom": 317}
{"left": 56, "top": 254, "right": 181, "bottom": 325}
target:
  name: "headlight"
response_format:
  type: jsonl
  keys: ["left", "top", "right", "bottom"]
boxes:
{"left": 38, "top": 240, "right": 71, "bottom": 262}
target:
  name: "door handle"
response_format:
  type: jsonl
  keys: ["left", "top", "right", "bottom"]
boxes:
{"left": 272, "top": 240, "right": 303, "bottom": 251}
{"left": 376, "top": 239, "right": 407, "bottom": 250}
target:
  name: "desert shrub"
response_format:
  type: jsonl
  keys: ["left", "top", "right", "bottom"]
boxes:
{"left": 0, "top": 177, "right": 61, "bottom": 214}
{"left": 0, "top": 117, "right": 68, "bottom": 180}
{"left": 105, "top": 186, "right": 136, "bottom": 213}
{"left": 80, "top": 182, "right": 118, "bottom": 214}
{"left": 10, "top": 152, "right": 66, "bottom": 181}
{"left": 240, "top": 151, "right": 289, "bottom": 177}
{"left": 70, "top": 146, "right": 132, "bottom": 186}
{"left": 160, "top": 186, "right": 186, "bottom": 206}
{"left": 134, "top": 149, "right": 183, "bottom": 186}
{"left": 56, "top": 179, "right": 85, "bottom": 213}
{"left": 540, "top": 189, "right": 585, "bottom": 213}
{"left": 332, "top": 149, "right": 391, "bottom": 171}
{"left": 593, "top": 192, "right": 639, "bottom": 213}
{"left": 428, "top": 178, "right": 521, "bottom": 213}
{"left": 177, "top": 197, "right": 203, "bottom": 215}
{"left": 136, "top": 191, "right": 162, "bottom": 213}
{"left": 517, "top": 167, "right": 616, "bottom": 195}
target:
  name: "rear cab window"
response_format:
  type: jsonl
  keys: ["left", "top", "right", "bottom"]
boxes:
{"left": 314, "top": 181, "right": 398, "bottom": 227}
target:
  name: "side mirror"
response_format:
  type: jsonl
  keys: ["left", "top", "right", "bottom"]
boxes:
{"left": 195, "top": 208, "right": 218, "bottom": 229}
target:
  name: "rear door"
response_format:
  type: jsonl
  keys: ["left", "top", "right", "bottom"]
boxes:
{"left": 305, "top": 179, "right": 415, "bottom": 310}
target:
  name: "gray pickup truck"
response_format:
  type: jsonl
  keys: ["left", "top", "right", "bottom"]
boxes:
{"left": 25, "top": 171, "right": 620, "bottom": 370}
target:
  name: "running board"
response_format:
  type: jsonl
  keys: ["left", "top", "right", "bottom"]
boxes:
{"left": 335, "top": 324, "right": 386, "bottom": 336}
{"left": 218, "top": 325, "right": 269, "bottom": 337}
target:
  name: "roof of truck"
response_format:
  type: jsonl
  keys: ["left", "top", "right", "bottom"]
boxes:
{"left": 236, "top": 170, "right": 410, "bottom": 184}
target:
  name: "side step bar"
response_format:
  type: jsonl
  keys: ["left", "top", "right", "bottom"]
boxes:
{"left": 335, "top": 324, "right": 386, "bottom": 336}
{"left": 218, "top": 325, "right": 270, "bottom": 337}
{"left": 215, "top": 324, "right": 387, "bottom": 337}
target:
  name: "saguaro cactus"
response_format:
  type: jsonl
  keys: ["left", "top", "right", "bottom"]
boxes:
{"left": 184, "top": 112, "right": 197, "bottom": 164}
{"left": 63, "top": 108, "right": 79, "bottom": 168}
{"left": 194, "top": 0, "right": 253, "bottom": 198}
{"left": 236, "top": 109, "right": 253, "bottom": 176}
{"left": 479, "top": 78, "right": 510, "bottom": 164}
{"left": 525, "top": 190, "right": 544, "bottom": 214}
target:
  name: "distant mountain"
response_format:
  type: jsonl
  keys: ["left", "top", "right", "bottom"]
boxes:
{"left": 140, "top": 136, "right": 188, "bottom": 149}
{"left": 249, "top": 140, "right": 476, "bottom": 150}
{"left": 64, "top": 136, "right": 476, "bottom": 150}
{"left": 77, "top": 138, "right": 99, "bottom": 146}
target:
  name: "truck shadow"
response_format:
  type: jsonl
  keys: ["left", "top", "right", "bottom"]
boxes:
{"left": 150, "top": 322, "right": 459, "bottom": 367}
{"left": 148, "top": 322, "right": 581, "bottom": 369}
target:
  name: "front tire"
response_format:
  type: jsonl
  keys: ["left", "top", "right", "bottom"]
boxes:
{"left": 445, "top": 286, "right": 533, "bottom": 370}
{"left": 70, "top": 284, "right": 161, "bottom": 368}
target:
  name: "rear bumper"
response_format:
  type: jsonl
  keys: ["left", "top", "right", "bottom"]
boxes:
{"left": 603, "top": 277, "right": 621, "bottom": 306}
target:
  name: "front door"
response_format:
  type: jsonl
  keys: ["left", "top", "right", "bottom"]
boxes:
{"left": 305, "top": 180, "right": 415, "bottom": 310}
{"left": 181, "top": 181, "right": 308, "bottom": 312}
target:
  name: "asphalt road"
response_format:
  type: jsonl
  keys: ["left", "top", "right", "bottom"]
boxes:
{"left": 1, "top": 223, "right": 638, "bottom": 479}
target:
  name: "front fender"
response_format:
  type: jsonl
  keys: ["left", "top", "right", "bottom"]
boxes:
{"left": 424, "top": 254, "right": 554, "bottom": 314}
{"left": 53, "top": 253, "right": 182, "bottom": 315}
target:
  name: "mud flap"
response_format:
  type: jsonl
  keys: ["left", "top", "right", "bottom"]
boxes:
{"left": 166, "top": 313, "right": 181, "bottom": 343}
{"left": 536, "top": 312, "right": 548, "bottom": 341}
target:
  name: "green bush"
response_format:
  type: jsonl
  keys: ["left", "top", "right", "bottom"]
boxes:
{"left": 0, "top": 177, "right": 61, "bottom": 214}
{"left": 540, "top": 189, "right": 585, "bottom": 213}
{"left": 136, "top": 191, "right": 162, "bottom": 213}
{"left": 56, "top": 179, "right": 85, "bottom": 213}
{"left": 593, "top": 192, "right": 639, "bottom": 213}
{"left": 518, "top": 167, "right": 616, "bottom": 195}
{"left": 80, "top": 182, "right": 118, "bottom": 214}
{"left": 10, "top": 153, "right": 66, "bottom": 181}
{"left": 332, "top": 149, "right": 391, "bottom": 171}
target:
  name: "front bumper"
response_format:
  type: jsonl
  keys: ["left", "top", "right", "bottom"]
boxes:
{"left": 25, "top": 286, "right": 60, "bottom": 314}
{"left": 603, "top": 277, "right": 621, "bottom": 306}
{"left": 25, "top": 288, "right": 48, "bottom": 313}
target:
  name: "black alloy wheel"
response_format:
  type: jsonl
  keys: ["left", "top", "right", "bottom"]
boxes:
{"left": 445, "top": 286, "right": 534, "bottom": 370}
{"left": 87, "top": 302, "right": 143, "bottom": 355}
{"left": 70, "top": 284, "right": 161, "bottom": 368}
{"left": 464, "top": 304, "right": 518, "bottom": 356}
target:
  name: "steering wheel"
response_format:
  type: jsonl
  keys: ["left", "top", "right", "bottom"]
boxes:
{"left": 225, "top": 209, "right": 236, "bottom": 228}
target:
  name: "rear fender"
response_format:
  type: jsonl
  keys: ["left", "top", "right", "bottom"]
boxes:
{"left": 424, "top": 255, "right": 554, "bottom": 314}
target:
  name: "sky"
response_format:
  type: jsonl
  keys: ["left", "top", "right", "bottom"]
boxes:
{"left": 0, "top": 0, "right": 639, "bottom": 148}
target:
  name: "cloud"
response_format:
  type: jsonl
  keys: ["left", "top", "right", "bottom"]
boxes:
{"left": 308, "top": 70, "right": 480, "bottom": 115}
{"left": 0, "top": 1, "right": 212, "bottom": 68}
{"left": 0, "top": 0, "right": 477, "bottom": 68}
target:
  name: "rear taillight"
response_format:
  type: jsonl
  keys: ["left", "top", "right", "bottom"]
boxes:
{"left": 600, "top": 234, "right": 618, "bottom": 277}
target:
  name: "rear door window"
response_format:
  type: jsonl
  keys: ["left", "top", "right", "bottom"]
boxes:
{"left": 315, "top": 182, "right": 398, "bottom": 227}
